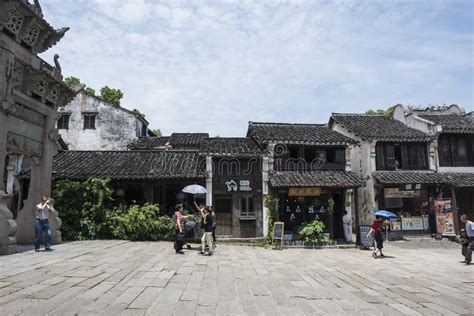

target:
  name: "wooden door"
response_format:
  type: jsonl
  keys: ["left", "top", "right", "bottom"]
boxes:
{"left": 214, "top": 195, "right": 233, "bottom": 236}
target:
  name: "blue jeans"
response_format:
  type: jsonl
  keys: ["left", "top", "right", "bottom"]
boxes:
{"left": 35, "top": 219, "right": 52, "bottom": 250}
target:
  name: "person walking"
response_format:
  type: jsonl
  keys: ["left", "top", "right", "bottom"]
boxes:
{"left": 460, "top": 215, "right": 474, "bottom": 265}
{"left": 342, "top": 210, "right": 352, "bottom": 243}
{"left": 367, "top": 216, "right": 385, "bottom": 258}
{"left": 173, "top": 204, "right": 185, "bottom": 254}
{"left": 196, "top": 205, "right": 213, "bottom": 256}
{"left": 35, "top": 196, "right": 55, "bottom": 252}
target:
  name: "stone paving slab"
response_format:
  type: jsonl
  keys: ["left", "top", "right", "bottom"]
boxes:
{"left": 0, "top": 240, "right": 473, "bottom": 315}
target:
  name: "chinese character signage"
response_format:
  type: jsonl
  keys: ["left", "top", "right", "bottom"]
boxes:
{"left": 288, "top": 187, "right": 321, "bottom": 197}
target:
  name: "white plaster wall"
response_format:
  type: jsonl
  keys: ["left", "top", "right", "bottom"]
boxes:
{"left": 330, "top": 123, "right": 376, "bottom": 224}
{"left": 438, "top": 167, "right": 474, "bottom": 173}
{"left": 58, "top": 93, "right": 146, "bottom": 150}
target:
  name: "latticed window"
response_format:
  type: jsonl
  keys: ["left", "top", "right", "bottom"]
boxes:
{"left": 240, "top": 196, "right": 255, "bottom": 218}
{"left": 57, "top": 114, "right": 70, "bottom": 130}
{"left": 83, "top": 113, "right": 96, "bottom": 130}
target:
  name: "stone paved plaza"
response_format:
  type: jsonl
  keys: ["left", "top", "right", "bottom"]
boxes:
{"left": 0, "top": 240, "right": 473, "bottom": 315}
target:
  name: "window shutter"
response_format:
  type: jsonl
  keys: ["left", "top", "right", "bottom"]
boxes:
{"left": 386, "top": 145, "right": 396, "bottom": 170}
{"left": 376, "top": 144, "right": 385, "bottom": 170}
{"left": 401, "top": 145, "right": 409, "bottom": 169}
{"left": 417, "top": 144, "right": 427, "bottom": 169}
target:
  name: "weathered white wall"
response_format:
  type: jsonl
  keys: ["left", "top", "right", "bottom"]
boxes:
{"left": 331, "top": 123, "right": 375, "bottom": 225}
{"left": 58, "top": 92, "right": 147, "bottom": 150}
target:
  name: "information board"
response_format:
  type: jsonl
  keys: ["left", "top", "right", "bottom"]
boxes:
{"left": 272, "top": 221, "right": 284, "bottom": 249}
{"left": 357, "top": 225, "right": 374, "bottom": 249}
{"left": 402, "top": 217, "right": 424, "bottom": 230}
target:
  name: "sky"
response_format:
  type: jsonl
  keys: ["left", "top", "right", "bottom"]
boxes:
{"left": 40, "top": 0, "right": 474, "bottom": 136}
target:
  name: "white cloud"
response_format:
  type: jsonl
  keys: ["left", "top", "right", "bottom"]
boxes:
{"left": 40, "top": 0, "right": 473, "bottom": 136}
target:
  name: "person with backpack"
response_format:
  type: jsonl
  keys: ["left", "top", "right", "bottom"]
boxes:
{"left": 367, "top": 215, "right": 385, "bottom": 258}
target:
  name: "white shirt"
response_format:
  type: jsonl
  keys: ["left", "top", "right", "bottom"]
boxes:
{"left": 343, "top": 214, "right": 352, "bottom": 226}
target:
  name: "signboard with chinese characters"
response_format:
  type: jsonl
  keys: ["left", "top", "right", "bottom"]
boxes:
{"left": 399, "top": 183, "right": 423, "bottom": 191}
{"left": 401, "top": 217, "right": 424, "bottom": 230}
{"left": 384, "top": 187, "right": 421, "bottom": 198}
{"left": 434, "top": 200, "right": 454, "bottom": 235}
{"left": 288, "top": 187, "right": 321, "bottom": 197}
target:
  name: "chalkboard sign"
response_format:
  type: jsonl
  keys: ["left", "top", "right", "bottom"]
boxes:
{"left": 357, "top": 225, "right": 374, "bottom": 249}
{"left": 272, "top": 222, "right": 284, "bottom": 249}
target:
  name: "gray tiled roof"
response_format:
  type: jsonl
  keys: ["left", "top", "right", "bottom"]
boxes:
{"left": 330, "top": 114, "right": 432, "bottom": 142}
{"left": 53, "top": 151, "right": 205, "bottom": 180}
{"left": 373, "top": 171, "right": 474, "bottom": 188}
{"left": 269, "top": 171, "right": 364, "bottom": 188}
{"left": 128, "top": 137, "right": 170, "bottom": 150}
{"left": 128, "top": 133, "right": 209, "bottom": 150}
{"left": 200, "top": 138, "right": 264, "bottom": 157}
{"left": 418, "top": 114, "right": 474, "bottom": 134}
{"left": 247, "top": 122, "right": 356, "bottom": 145}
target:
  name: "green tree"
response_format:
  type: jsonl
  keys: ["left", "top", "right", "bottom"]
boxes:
{"left": 132, "top": 108, "right": 145, "bottom": 118}
{"left": 365, "top": 105, "right": 396, "bottom": 118}
{"left": 151, "top": 129, "right": 162, "bottom": 137}
{"left": 64, "top": 76, "right": 81, "bottom": 89}
{"left": 85, "top": 87, "right": 96, "bottom": 97}
{"left": 52, "top": 177, "right": 114, "bottom": 240}
{"left": 100, "top": 86, "right": 123, "bottom": 106}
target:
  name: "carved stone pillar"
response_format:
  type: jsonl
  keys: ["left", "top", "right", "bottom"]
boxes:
{"left": 16, "top": 115, "right": 62, "bottom": 245}
{"left": 0, "top": 190, "right": 17, "bottom": 255}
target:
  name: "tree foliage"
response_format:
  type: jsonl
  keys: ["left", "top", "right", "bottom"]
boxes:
{"left": 100, "top": 86, "right": 123, "bottom": 106}
{"left": 52, "top": 177, "right": 174, "bottom": 241}
{"left": 365, "top": 105, "right": 396, "bottom": 118}
{"left": 109, "top": 203, "right": 174, "bottom": 241}
{"left": 52, "top": 177, "right": 114, "bottom": 240}
{"left": 132, "top": 108, "right": 145, "bottom": 118}
{"left": 64, "top": 76, "right": 81, "bottom": 90}
{"left": 151, "top": 129, "right": 162, "bottom": 137}
{"left": 85, "top": 87, "right": 96, "bottom": 97}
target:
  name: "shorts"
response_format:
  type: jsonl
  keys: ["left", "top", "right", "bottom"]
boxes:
{"left": 375, "top": 235, "right": 384, "bottom": 250}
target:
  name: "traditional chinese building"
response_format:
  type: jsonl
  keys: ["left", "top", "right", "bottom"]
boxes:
{"left": 0, "top": 0, "right": 75, "bottom": 254}
{"left": 247, "top": 122, "right": 363, "bottom": 240}
{"left": 329, "top": 113, "right": 464, "bottom": 236}
{"left": 394, "top": 104, "right": 474, "bottom": 232}
{"left": 53, "top": 135, "right": 266, "bottom": 238}
{"left": 201, "top": 137, "right": 265, "bottom": 237}
{"left": 57, "top": 91, "right": 152, "bottom": 150}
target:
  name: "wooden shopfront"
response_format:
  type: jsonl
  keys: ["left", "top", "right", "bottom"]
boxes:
{"left": 212, "top": 157, "right": 263, "bottom": 238}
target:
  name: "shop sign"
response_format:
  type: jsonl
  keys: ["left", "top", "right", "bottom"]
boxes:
{"left": 384, "top": 188, "right": 420, "bottom": 198}
{"left": 225, "top": 179, "right": 252, "bottom": 192}
{"left": 401, "top": 217, "right": 424, "bottom": 230}
{"left": 288, "top": 187, "right": 321, "bottom": 197}
{"left": 239, "top": 180, "right": 252, "bottom": 192}
{"left": 399, "top": 183, "right": 423, "bottom": 191}
{"left": 226, "top": 180, "right": 238, "bottom": 192}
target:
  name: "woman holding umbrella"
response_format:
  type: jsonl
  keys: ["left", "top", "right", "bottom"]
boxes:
{"left": 367, "top": 210, "right": 396, "bottom": 258}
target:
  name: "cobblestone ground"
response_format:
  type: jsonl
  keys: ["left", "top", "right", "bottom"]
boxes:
{"left": 0, "top": 240, "right": 473, "bottom": 315}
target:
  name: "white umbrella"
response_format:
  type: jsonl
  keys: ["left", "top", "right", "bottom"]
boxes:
{"left": 181, "top": 184, "right": 207, "bottom": 195}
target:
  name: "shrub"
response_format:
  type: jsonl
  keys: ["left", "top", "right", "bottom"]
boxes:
{"left": 53, "top": 177, "right": 114, "bottom": 240}
{"left": 298, "top": 220, "right": 327, "bottom": 243}
{"left": 109, "top": 203, "right": 175, "bottom": 241}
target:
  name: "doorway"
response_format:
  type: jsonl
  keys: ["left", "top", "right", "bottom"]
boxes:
{"left": 214, "top": 195, "right": 233, "bottom": 236}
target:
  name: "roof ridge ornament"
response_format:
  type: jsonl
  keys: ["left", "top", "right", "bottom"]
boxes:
{"left": 33, "top": 0, "right": 43, "bottom": 18}
{"left": 53, "top": 53, "right": 61, "bottom": 74}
